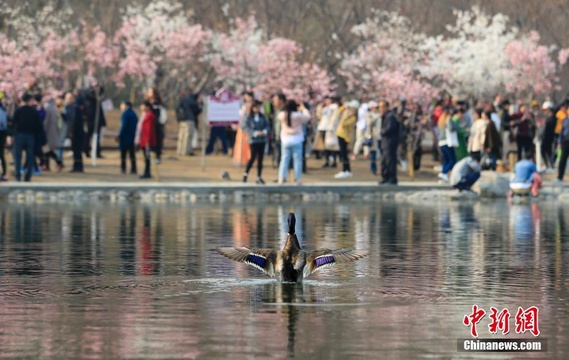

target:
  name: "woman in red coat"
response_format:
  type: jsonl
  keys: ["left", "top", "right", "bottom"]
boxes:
{"left": 137, "top": 101, "right": 157, "bottom": 179}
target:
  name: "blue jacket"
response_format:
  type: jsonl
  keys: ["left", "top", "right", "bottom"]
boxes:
{"left": 118, "top": 108, "right": 138, "bottom": 149}
{"left": 242, "top": 113, "right": 270, "bottom": 144}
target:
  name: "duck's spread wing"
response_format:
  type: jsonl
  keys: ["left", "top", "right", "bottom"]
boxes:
{"left": 216, "top": 247, "right": 277, "bottom": 277}
{"left": 303, "top": 249, "right": 368, "bottom": 278}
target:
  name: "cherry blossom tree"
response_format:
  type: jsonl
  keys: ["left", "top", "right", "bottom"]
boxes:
{"left": 211, "top": 15, "right": 334, "bottom": 101}
{"left": 339, "top": 10, "right": 437, "bottom": 104}
{"left": 210, "top": 15, "right": 264, "bottom": 94}
{"left": 114, "top": 1, "right": 212, "bottom": 101}
{"left": 424, "top": 6, "right": 518, "bottom": 99}
{"left": 0, "top": 4, "right": 72, "bottom": 101}
{"left": 255, "top": 38, "right": 333, "bottom": 101}
{"left": 505, "top": 31, "right": 569, "bottom": 97}
{"left": 0, "top": 3, "right": 118, "bottom": 102}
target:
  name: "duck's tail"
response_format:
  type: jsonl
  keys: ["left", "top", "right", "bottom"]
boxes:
{"left": 287, "top": 213, "right": 296, "bottom": 234}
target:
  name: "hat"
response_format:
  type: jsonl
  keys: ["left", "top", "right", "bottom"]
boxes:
{"left": 542, "top": 101, "right": 554, "bottom": 110}
{"left": 347, "top": 100, "right": 360, "bottom": 109}
{"left": 530, "top": 100, "right": 539, "bottom": 107}
{"left": 368, "top": 100, "right": 379, "bottom": 108}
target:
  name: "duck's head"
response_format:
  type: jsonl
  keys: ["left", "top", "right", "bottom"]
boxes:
{"left": 285, "top": 213, "right": 301, "bottom": 250}
{"left": 287, "top": 213, "right": 296, "bottom": 234}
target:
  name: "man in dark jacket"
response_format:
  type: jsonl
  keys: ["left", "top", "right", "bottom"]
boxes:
{"left": 11, "top": 93, "right": 42, "bottom": 181}
{"left": 83, "top": 81, "right": 106, "bottom": 158}
{"left": 64, "top": 92, "right": 86, "bottom": 173}
{"left": 117, "top": 101, "right": 138, "bottom": 174}
{"left": 499, "top": 99, "right": 512, "bottom": 162}
{"left": 176, "top": 89, "right": 201, "bottom": 156}
{"left": 379, "top": 100, "right": 399, "bottom": 185}
{"left": 541, "top": 101, "right": 557, "bottom": 170}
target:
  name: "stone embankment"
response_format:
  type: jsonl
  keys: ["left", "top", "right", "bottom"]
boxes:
{"left": 0, "top": 172, "right": 566, "bottom": 204}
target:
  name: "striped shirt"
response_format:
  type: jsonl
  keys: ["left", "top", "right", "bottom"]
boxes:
{"left": 450, "top": 157, "right": 482, "bottom": 186}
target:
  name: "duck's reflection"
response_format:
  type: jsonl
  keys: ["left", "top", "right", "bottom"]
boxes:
{"left": 259, "top": 282, "right": 319, "bottom": 359}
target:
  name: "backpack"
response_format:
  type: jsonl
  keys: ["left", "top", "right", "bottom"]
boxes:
{"left": 0, "top": 107, "right": 7, "bottom": 131}
{"left": 158, "top": 106, "right": 168, "bottom": 125}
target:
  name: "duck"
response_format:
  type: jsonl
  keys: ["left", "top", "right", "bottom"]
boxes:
{"left": 215, "top": 213, "right": 368, "bottom": 283}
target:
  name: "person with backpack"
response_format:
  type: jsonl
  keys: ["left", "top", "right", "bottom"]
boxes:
{"left": 0, "top": 94, "right": 8, "bottom": 181}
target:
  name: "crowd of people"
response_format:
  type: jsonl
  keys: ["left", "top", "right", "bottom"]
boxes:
{"left": 1, "top": 82, "right": 569, "bottom": 194}
{"left": 0, "top": 82, "right": 175, "bottom": 181}
{"left": 231, "top": 90, "right": 569, "bottom": 193}
{"left": 0, "top": 82, "right": 107, "bottom": 181}
{"left": 229, "top": 92, "right": 421, "bottom": 186}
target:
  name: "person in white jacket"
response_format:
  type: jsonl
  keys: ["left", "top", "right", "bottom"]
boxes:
{"left": 352, "top": 101, "right": 369, "bottom": 159}
{"left": 317, "top": 97, "right": 339, "bottom": 168}
{"left": 467, "top": 109, "right": 487, "bottom": 157}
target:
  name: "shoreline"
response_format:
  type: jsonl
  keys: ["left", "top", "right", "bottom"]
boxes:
{"left": 2, "top": 181, "right": 566, "bottom": 204}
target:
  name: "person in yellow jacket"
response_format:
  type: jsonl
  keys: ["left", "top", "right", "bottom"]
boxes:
{"left": 555, "top": 105, "right": 566, "bottom": 135}
{"left": 334, "top": 100, "right": 359, "bottom": 179}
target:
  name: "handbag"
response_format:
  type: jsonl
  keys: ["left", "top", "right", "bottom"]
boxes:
{"left": 446, "top": 129, "right": 459, "bottom": 148}
{"left": 324, "top": 130, "right": 339, "bottom": 151}
{"left": 362, "top": 135, "right": 373, "bottom": 147}
{"left": 480, "top": 153, "right": 491, "bottom": 170}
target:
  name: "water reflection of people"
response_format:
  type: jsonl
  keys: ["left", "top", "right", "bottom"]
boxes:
{"left": 140, "top": 206, "right": 153, "bottom": 276}
{"left": 67, "top": 210, "right": 98, "bottom": 276}
{"left": 119, "top": 206, "right": 136, "bottom": 276}
{"left": 136, "top": 205, "right": 164, "bottom": 276}
{"left": 11, "top": 206, "right": 43, "bottom": 276}
{"left": 510, "top": 204, "right": 540, "bottom": 243}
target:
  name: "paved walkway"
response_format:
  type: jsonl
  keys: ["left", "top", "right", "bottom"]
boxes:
{"left": 9, "top": 148, "right": 443, "bottom": 184}
{"left": 4, "top": 149, "right": 563, "bottom": 187}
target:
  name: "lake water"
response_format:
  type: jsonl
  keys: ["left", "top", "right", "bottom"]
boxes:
{"left": 0, "top": 201, "right": 566, "bottom": 359}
